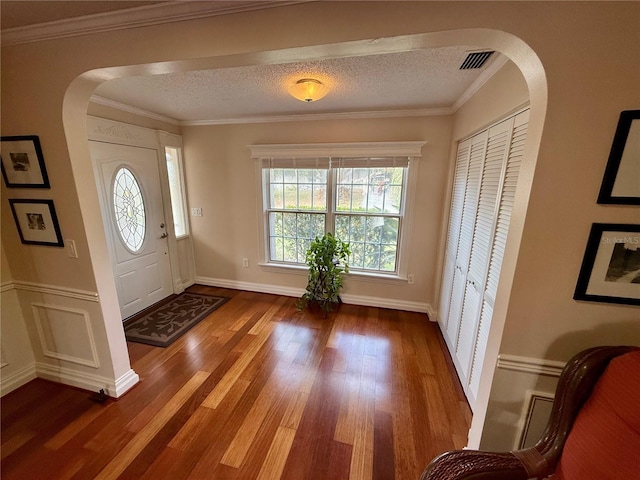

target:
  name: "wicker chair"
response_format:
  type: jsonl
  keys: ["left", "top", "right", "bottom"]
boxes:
{"left": 421, "top": 345, "right": 640, "bottom": 480}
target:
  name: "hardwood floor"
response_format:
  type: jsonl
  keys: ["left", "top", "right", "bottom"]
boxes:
{"left": 1, "top": 286, "right": 471, "bottom": 480}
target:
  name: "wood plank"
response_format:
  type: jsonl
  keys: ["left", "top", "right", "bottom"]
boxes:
{"left": 202, "top": 321, "right": 276, "bottom": 409}
{"left": 93, "top": 370, "right": 209, "bottom": 480}
{"left": 255, "top": 426, "right": 296, "bottom": 480}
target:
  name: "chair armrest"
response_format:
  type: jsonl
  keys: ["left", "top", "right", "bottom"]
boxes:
{"left": 421, "top": 345, "right": 639, "bottom": 480}
{"left": 420, "top": 450, "right": 529, "bottom": 480}
{"left": 531, "top": 345, "right": 639, "bottom": 467}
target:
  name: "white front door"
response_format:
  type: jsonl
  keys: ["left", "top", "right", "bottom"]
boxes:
{"left": 90, "top": 141, "right": 173, "bottom": 319}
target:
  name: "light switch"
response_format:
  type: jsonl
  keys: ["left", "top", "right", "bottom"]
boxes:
{"left": 191, "top": 207, "right": 203, "bottom": 216}
{"left": 66, "top": 239, "right": 79, "bottom": 258}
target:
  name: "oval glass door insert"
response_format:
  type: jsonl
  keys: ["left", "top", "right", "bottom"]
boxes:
{"left": 113, "top": 167, "right": 146, "bottom": 252}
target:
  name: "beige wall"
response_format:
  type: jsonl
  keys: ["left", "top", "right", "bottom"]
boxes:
{"left": 182, "top": 115, "right": 453, "bottom": 308}
{"left": 1, "top": 1, "right": 639, "bottom": 448}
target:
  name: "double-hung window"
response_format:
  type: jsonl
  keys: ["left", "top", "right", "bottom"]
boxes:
{"left": 252, "top": 142, "right": 425, "bottom": 278}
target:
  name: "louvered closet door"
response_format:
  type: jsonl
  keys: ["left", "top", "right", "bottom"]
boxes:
{"left": 467, "top": 110, "right": 529, "bottom": 404}
{"left": 454, "top": 117, "right": 513, "bottom": 403}
{"left": 444, "top": 132, "right": 488, "bottom": 352}
{"left": 437, "top": 108, "right": 530, "bottom": 411}
{"left": 438, "top": 138, "right": 471, "bottom": 335}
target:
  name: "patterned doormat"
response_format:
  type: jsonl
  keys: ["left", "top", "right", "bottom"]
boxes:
{"left": 124, "top": 292, "right": 229, "bottom": 347}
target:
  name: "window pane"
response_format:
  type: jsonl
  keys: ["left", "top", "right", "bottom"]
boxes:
{"left": 335, "top": 166, "right": 405, "bottom": 215}
{"left": 335, "top": 214, "right": 399, "bottom": 273}
{"left": 283, "top": 238, "right": 297, "bottom": 262}
{"left": 270, "top": 212, "right": 283, "bottom": 236}
{"left": 284, "top": 185, "right": 298, "bottom": 209}
{"left": 365, "top": 216, "right": 383, "bottom": 244}
{"left": 334, "top": 215, "right": 349, "bottom": 240}
{"left": 350, "top": 242, "right": 365, "bottom": 268}
{"left": 283, "top": 212, "right": 297, "bottom": 237}
{"left": 311, "top": 214, "right": 325, "bottom": 238}
{"left": 384, "top": 185, "right": 402, "bottom": 214}
{"left": 337, "top": 167, "right": 352, "bottom": 184}
{"left": 298, "top": 213, "right": 311, "bottom": 239}
{"left": 270, "top": 168, "right": 283, "bottom": 183}
{"left": 352, "top": 184, "right": 367, "bottom": 212}
{"left": 381, "top": 217, "right": 399, "bottom": 245}
{"left": 365, "top": 243, "right": 381, "bottom": 270}
{"left": 350, "top": 216, "right": 365, "bottom": 242}
{"left": 336, "top": 185, "right": 352, "bottom": 211}
{"left": 268, "top": 211, "right": 325, "bottom": 263}
{"left": 313, "top": 185, "right": 327, "bottom": 210}
{"left": 313, "top": 169, "right": 327, "bottom": 183}
{"left": 284, "top": 169, "right": 297, "bottom": 182}
{"left": 270, "top": 183, "right": 284, "bottom": 209}
{"left": 113, "top": 167, "right": 146, "bottom": 252}
{"left": 299, "top": 184, "right": 312, "bottom": 209}
{"left": 298, "top": 169, "right": 312, "bottom": 183}
{"left": 272, "top": 237, "right": 284, "bottom": 261}
{"left": 380, "top": 244, "right": 397, "bottom": 271}
{"left": 297, "top": 239, "right": 309, "bottom": 263}
{"left": 165, "top": 147, "right": 187, "bottom": 237}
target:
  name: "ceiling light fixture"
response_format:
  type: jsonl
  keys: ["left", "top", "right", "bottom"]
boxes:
{"left": 287, "top": 78, "right": 329, "bottom": 103}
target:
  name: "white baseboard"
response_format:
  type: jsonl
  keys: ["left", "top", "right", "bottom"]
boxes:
{"left": 194, "top": 276, "right": 432, "bottom": 314}
{"left": 35, "top": 362, "right": 139, "bottom": 398}
{"left": 113, "top": 369, "right": 140, "bottom": 397}
{"left": 0, "top": 363, "right": 37, "bottom": 397}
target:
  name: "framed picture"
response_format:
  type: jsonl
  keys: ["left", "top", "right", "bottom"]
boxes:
{"left": 1, "top": 135, "right": 50, "bottom": 188}
{"left": 597, "top": 110, "right": 640, "bottom": 205}
{"left": 9, "top": 199, "right": 64, "bottom": 247}
{"left": 574, "top": 223, "right": 640, "bottom": 306}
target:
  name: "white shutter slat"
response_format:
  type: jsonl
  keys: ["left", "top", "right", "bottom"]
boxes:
{"left": 485, "top": 114, "right": 529, "bottom": 302}
{"left": 467, "top": 127, "right": 509, "bottom": 284}
{"left": 439, "top": 139, "right": 471, "bottom": 330}
{"left": 456, "top": 136, "right": 486, "bottom": 266}
{"left": 468, "top": 300, "right": 493, "bottom": 398}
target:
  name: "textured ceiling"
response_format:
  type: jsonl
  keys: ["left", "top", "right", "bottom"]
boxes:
{"left": 95, "top": 46, "right": 498, "bottom": 123}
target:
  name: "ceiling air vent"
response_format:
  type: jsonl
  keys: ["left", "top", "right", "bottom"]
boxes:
{"left": 460, "top": 51, "right": 495, "bottom": 70}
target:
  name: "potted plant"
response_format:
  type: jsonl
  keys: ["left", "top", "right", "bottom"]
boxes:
{"left": 296, "top": 232, "right": 350, "bottom": 315}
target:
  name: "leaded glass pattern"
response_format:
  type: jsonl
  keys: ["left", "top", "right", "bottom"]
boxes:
{"left": 113, "top": 167, "right": 146, "bottom": 252}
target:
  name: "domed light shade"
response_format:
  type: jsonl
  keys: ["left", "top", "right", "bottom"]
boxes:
{"left": 288, "top": 78, "right": 329, "bottom": 102}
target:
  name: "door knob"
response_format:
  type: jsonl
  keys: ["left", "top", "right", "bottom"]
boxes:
{"left": 160, "top": 232, "right": 168, "bottom": 239}
{"left": 160, "top": 223, "right": 165, "bottom": 228}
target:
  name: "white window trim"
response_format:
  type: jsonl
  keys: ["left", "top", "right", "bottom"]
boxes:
{"left": 250, "top": 141, "right": 426, "bottom": 281}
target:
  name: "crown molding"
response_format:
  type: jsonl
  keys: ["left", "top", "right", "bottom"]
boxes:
{"left": 90, "top": 95, "right": 180, "bottom": 126}
{"left": 180, "top": 107, "right": 453, "bottom": 126}
{"left": 1, "top": 1, "right": 305, "bottom": 47}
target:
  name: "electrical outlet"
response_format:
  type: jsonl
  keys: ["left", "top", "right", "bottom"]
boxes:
{"left": 191, "top": 207, "right": 202, "bottom": 216}
{"left": 407, "top": 274, "right": 415, "bottom": 284}
{"left": 242, "top": 258, "right": 249, "bottom": 268}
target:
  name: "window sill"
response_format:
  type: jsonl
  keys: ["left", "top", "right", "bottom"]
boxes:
{"left": 258, "top": 262, "right": 409, "bottom": 284}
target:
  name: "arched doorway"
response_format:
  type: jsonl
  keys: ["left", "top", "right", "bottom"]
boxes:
{"left": 62, "top": 29, "right": 547, "bottom": 447}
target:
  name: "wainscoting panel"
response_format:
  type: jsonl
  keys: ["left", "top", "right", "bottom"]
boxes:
{"left": 518, "top": 391, "right": 555, "bottom": 448}
{"left": 0, "top": 284, "right": 37, "bottom": 396}
{"left": 480, "top": 354, "right": 565, "bottom": 451}
{"left": 32, "top": 303, "right": 100, "bottom": 368}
